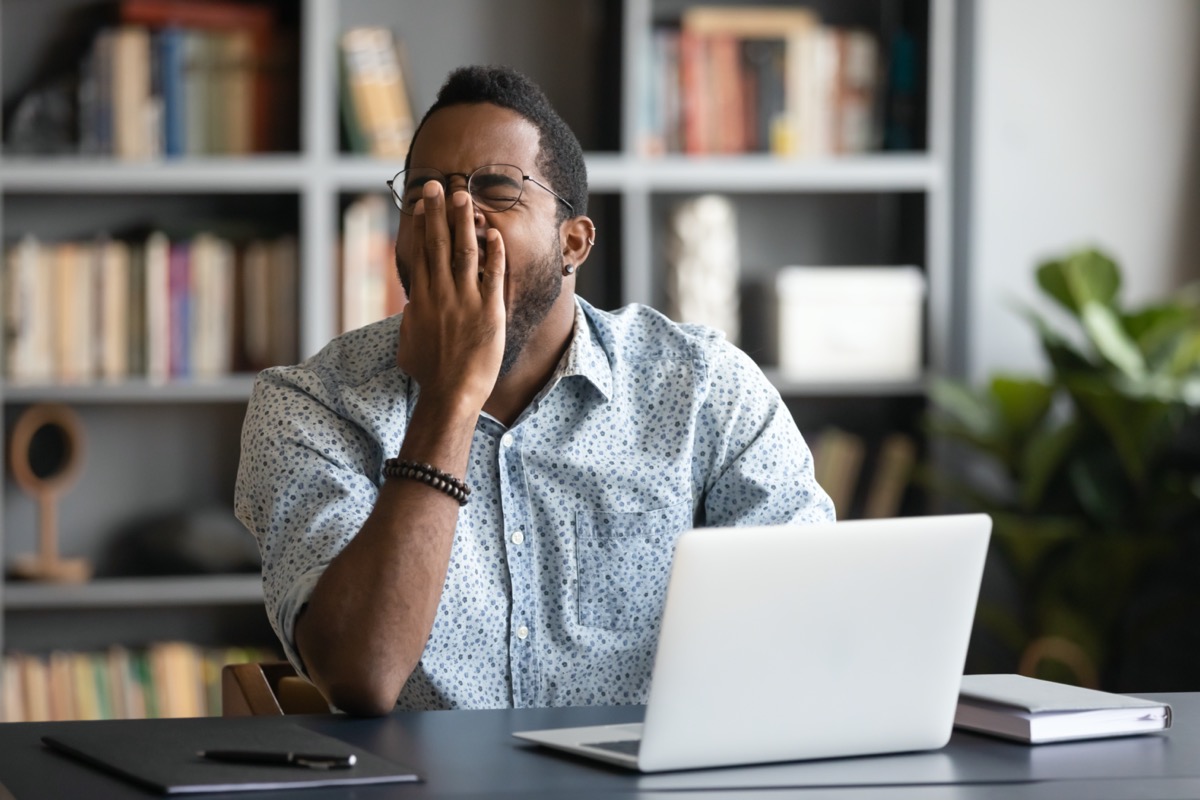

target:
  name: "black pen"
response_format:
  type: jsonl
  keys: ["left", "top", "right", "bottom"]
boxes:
{"left": 197, "top": 749, "right": 357, "bottom": 769}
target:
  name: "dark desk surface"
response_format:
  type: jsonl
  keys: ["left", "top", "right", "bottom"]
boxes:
{"left": 0, "top": 693, "right": 1196, "bottom": 799}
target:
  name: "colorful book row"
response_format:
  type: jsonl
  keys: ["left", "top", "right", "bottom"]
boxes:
{"left": 0, "top": 643, "right": 278, "bottom": 722}
{"left": 79, "top": 0, "right": 297, "bottom": 158}
{"left": 642, "top": 6, "right": 884, "bottom": 157}
{"left": 2, "top": 232, "right": 298, "bottom": 385}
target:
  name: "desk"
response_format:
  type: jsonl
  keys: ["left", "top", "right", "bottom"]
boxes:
{"left": 0, "top": 693, "right": 1196, "bottom": 799}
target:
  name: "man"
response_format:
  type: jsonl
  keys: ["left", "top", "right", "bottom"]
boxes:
{"left": 235, "top": 65, "right": 834, "bottom": 716}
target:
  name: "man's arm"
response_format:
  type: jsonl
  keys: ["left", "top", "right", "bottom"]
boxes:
{"left": 293, "top": 185, "right": 505, "bottom": 715}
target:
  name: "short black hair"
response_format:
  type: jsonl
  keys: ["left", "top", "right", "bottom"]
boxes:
{"left": 406, "top": 65, "right": 588, "bottom": 221}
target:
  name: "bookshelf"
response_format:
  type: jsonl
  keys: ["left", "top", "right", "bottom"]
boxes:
{"left": 0, "top": 0, "right": 960, "bottom": 712}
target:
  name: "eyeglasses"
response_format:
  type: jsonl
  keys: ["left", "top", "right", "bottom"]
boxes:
{"left": 387, "top": 164, "right": 574, "bottom": 216}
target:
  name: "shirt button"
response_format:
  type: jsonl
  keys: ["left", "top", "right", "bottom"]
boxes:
{"left": 516, "top": 625, "right": 529, "bottom": 640}
{"left": 511, "top": 530, "right": 525, "bottom": 545}
{"left": 500, "top": 433, "right": 515, "bottom": 448}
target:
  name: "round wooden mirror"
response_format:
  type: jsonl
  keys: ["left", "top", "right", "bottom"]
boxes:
{"left": 8, "top": 403, "right": 91, "bottom": 582}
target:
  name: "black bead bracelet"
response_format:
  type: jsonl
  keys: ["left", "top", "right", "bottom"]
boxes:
{"left": 383, "top": 458, "right": 471, "bottom": 506}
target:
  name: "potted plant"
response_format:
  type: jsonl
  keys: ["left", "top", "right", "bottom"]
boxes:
{"left": 927, "top": 248, "right": 1200, "bottom": 689}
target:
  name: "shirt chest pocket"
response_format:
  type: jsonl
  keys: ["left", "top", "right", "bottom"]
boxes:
{"left": 575, "top": 501, "right": 694, "bottom": 631}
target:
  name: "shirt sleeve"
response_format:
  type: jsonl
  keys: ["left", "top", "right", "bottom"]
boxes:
{"left": 693, "top": 336, "right": 836, "bottom": 527}
{"left": 234, "top": 366, "right": 385, "bottom": 678}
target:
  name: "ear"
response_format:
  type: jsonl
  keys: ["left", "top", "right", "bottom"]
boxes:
{"left": 559, "top": 216, "right": 597, "bottom": 269}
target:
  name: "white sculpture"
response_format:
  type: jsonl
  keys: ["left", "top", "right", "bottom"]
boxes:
{"left": 665, "top": 194, "right": 740, "bottom": 344}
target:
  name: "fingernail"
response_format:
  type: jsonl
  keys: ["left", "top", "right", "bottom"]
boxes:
{"left": 414, "top": 199, "right": 425, "bottom": 215}
{"left": 452, "top": 191, "right": 468, "bottom": 208}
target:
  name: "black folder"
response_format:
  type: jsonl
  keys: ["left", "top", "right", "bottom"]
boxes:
{"left": 42, "top": 717, "right": 420, "bottom": 794}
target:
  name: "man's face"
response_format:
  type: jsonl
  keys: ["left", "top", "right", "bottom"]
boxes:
{"left": 395, "top": 103, "right": 566, "bottom": 377}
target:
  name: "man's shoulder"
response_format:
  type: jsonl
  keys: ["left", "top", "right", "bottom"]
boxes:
{"left": 258, "top": 314, "right": 403, "bottom": 397}
{"left": 581, "top": 300, "right": 730, "bottom": 361}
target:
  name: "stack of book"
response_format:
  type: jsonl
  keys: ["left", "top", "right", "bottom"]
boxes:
{"left": 340, "top": 195, "right": 406, "bottom": 333}
{"left": 0, "top": 643, "right": 279, "bottom": 721}
{"left": 2, "top": 231, "right": 298, "bottom": 384}
{"left": 643, "top": 6, "right": 881, "bottom": 157}
{"left": 78, "top": 0, "right": 295, "bottom": 158}
{"left": 339, "top": 27, "right": 416, "bottom": 158}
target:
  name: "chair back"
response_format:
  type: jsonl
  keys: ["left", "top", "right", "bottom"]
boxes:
{"left": 221, "top": 661, "right": 330, "bottom": 716}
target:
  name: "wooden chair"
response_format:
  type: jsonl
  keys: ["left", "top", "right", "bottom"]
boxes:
{"left": 221, "top": 661, "right": 331, "bottom": 716}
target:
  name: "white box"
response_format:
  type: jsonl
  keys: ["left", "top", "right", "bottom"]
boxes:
{"left": 775, "top": 266, "right": 925, "bottom": 382}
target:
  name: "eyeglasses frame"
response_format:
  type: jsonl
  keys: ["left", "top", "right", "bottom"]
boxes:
{"left": 386, "top": 164, "right": 575, "bottom": 217}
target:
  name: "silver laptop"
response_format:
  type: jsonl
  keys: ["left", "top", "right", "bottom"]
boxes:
{"left": 513, "top": 513, "right": 992, "bottom": 772}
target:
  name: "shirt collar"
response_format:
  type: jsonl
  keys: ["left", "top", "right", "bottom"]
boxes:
{"left": 548, "top": 297, "right": 613, "bottom": 403}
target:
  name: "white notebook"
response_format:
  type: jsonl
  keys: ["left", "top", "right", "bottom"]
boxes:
{"left": 955, "top": 674, "right": 1171, "bottom": 744}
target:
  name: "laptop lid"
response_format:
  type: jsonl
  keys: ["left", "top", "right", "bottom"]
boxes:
{"left": 633, "top": 513, "right": 991, "bottom": 771}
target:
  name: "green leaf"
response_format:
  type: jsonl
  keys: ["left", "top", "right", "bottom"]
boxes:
{"left": 1036, "top": 249, "right": 1121, "bottom": 315}
{"left": 1079, "top": 302, "right": 1146, "bottom": 379}
{"left": 930, "top": 379, "right": 992, "bottom": 432}
{"left": 1066, "top": 376, "right": 1176, "bottom": 486}
{"left": 1025, "top": 309, "right": 1095, "bottom": 374}
{"left": 1018, "top": 420, "right": 1080, "bottom": 510}
{"left": 990, "top": 377, "right": 1054, "bottom": 438}
{"left": 991, "top": 514, "right": 1083, "bottom": 578}
{"left": 1165, "top": 330, "right": 1200, "bottom": 377}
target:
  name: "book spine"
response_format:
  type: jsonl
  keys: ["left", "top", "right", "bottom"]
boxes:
{"left": 168, "top": 241, "right": 191, "bottom": 377}
{"left": 158, "top": 27, "right": 187, "bottom": 157}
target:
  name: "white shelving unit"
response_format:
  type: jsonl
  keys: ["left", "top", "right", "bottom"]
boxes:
{"left": 0, "top": 0, "right": 958, "bottom": 658}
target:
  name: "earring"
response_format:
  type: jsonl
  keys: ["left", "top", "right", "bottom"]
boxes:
{"left": 563, "top": 263, "right": 575, "bottom": 276}
{"left": 587, "top": 228, "right": 597, "bottom": 246}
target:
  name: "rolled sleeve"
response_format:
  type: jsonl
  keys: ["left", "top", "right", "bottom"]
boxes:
{"left": 235, "top": 367, "right": 383, "bottom": 678}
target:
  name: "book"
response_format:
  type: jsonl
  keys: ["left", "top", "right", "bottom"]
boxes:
{"left": 812, "top": 427, "right": 865, "bottom": 518}
{"left": 861, "top": 432, "right": 916, "bottom": 519}
{"left": 157, "top": 27, "right": 187, "bottom": 156}
{"left": 42, "top": 718, "right": 420, "bottom": 794}
{"left": 111, "top": 25, "right": 154, "bottom": 160}
{"left": 98, "top": 237, "right": 132, "bottom": 381}
{"left": 956, "top": 674, "right": 1172, "bottom": 744}
{"left": 339, "top": 27, "right": 415, "bottom": 158}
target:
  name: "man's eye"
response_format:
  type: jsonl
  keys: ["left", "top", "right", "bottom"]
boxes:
{"left": 476, "top": 189, "right": 520, "bottom": 202}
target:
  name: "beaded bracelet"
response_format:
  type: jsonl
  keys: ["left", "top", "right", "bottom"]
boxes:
{"left": 383, "top": 458, "right": 471, "bottom": 506}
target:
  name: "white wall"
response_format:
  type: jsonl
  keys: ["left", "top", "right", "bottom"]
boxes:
{"left": 967, "top": 0, "right": 1200, "bottom": 383}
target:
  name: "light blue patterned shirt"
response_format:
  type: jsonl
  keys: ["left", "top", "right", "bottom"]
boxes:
{"left": 235, "top": 298, "right": 834, "bottom": 710}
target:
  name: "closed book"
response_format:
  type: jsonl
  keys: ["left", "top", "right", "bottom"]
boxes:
{"left": 267, "top": 236, "right": 298, "bottom": 366}
{"left": 340, "top": 27, "right": 415, "bottom": 158}
{"left": 168, "top": 241, "right": 191, "bottom": 377}
{"left": 956, "top": 674, "right": 1172, "bottom": 744}
{"left": 112, "top": 25, "right": 153, "bottom": 160}
{"left": 144, "top": 231, "right": 171, "bottom": 382}
{"left": 2, "top": 655, "right": 24, "bottom": 723}
{"left": 157, "top": 27, "right": 187, "bottom": 156}
{"left": 98, "top": 238, "right": 131, "bottom": 381}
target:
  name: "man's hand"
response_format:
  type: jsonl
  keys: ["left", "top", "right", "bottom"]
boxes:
{"left": 397, "top": 181, "right": 506, "bottom": 411}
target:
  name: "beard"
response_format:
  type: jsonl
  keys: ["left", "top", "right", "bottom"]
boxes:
{"left": 396, "top": 233, "right": 563, "bottom": 378}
